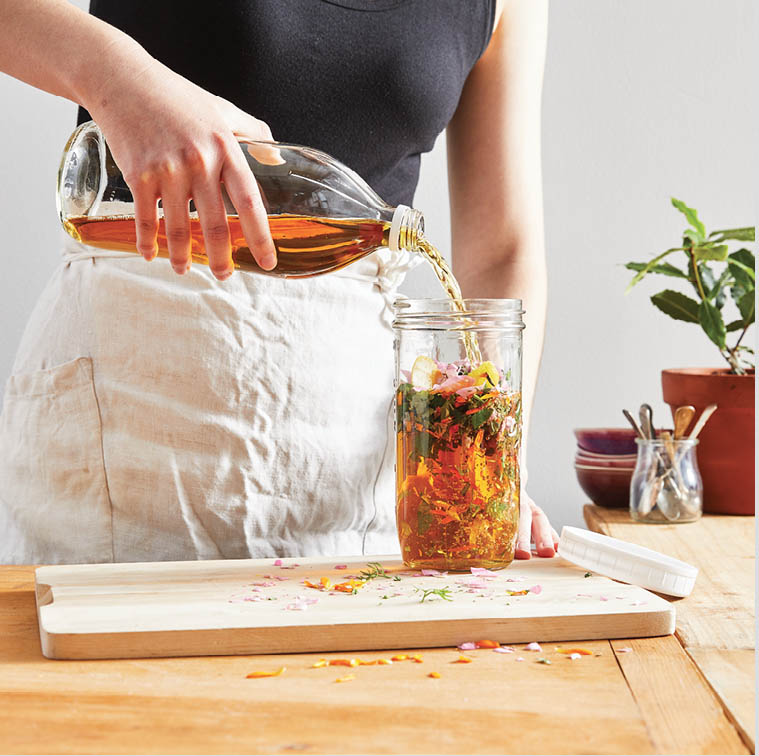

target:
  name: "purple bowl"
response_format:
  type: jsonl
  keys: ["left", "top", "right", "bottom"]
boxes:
{"left": 575, "top": 453, "right": 636, "bottom": 470}
{"left": 574, "top": 428, "right": 638, "bottom": 456}
{"left": 574, "top": 464, "right": 632, "bottom": 508}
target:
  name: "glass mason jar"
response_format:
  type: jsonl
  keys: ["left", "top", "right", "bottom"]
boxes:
{"left": 630, "top": 439, "right": 702, "bottom": 523}
{"left": 392, "top": 299, "right": 524, "bottom": 570}
{"left": 57, "top": 120, "right": 424, "bottom": 277}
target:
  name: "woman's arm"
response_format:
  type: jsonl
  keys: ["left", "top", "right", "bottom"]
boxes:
{"left": 447, "top": 0, "right": 557, "bottom": 558}
{"left": 0, "top": 0, "right": 276, "bottom": 277}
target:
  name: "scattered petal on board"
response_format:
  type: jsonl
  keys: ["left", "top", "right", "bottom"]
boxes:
{"left": 529, "top": 584, "right": 543, "bottom": 595}
{"left": 524, "top": 642, "right": 542, "bottom": 652}
{"left": 616, "top": 647, "right": 633, "bottom": 653}
{"left": 246, "top": 667, "right": 286, "bottom": 679}
{"left": 458, "top": 642, "right": 477, "bottom": 651}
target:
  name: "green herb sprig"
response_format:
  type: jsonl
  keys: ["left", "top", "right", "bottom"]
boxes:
{"left": 415, "top": 586, "right": 454, "bottom": 603}
{"left": 359, "top": 562, "right": 401, "bottom": 582}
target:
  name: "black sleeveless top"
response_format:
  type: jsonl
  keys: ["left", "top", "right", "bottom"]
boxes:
{"left": 78, "top": 0, "right": 495, "bottom": 206}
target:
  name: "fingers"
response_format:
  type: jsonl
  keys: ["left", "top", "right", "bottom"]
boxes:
{"left": 515, "top": 495, "right": 533, "bottom": 559}
{"left": 160, "top": 189, "right": 192, "bottom": 275}
{"left": 222, "top": 152, "right": 277, "bottom": 271}
{"left": 192, "top": 180, "right": 234, "bottom": 280}
{"left": 132, "top": 182, "right": 159, "bottom": 261}
{"left": 515, "top": 497, "right": 557, "bottom": 560}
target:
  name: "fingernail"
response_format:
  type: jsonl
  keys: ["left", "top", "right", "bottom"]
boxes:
{"left": 260, "top": 254, "right": 277, "bottom": 270}
{"left": 217, "top": 267, "right": 234, "bottom": 281}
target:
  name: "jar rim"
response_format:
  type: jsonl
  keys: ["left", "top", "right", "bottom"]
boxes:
{"left": 393, "top": 297, "right": 524, "bottom": 312}
{"left": 392, "top": 298, "right": 525, "bottom": 331}
{"left": 635, "top": 437, "right": 699, "bottom": 446}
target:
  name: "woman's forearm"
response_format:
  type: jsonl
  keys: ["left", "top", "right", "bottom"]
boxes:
{"left": 0, "top": 0, "right": 152, "bottom": 112}
{"left": 455, "top": 245, "right": 547, "bottom": 451}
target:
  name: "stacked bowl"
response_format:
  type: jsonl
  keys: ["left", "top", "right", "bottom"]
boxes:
{"left": 574, "top": 428, "right": 638, "bottom": 508}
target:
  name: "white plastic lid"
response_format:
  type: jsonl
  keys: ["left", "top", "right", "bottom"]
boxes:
{"left": 388, "top": 204, "right": 410, "bottom": 252}
{"left": 557, "top": 526, "right": 698, "bottom": 598}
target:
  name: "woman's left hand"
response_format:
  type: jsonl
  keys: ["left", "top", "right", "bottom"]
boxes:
{"left": 515, "top": 493, "right": 559, "bottom": 559}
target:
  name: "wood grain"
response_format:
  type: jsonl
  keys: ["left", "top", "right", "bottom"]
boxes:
{"left": 585, "top": 506, "right": 755, "bottom": 753}
{"left": 610, "top": 638, "right": 748, "bottom": 755}
{"left": 583, "top": 507, "right": 753, "bottom": 650}
{"left": 34, "top": 555, "right": 674, "bottom": 660}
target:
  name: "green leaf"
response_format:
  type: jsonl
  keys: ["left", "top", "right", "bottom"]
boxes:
{"left": 693, "top": 243, "right": 729, "bottom": 262}
{"left": 625, "top": 248, "right": 684, "bottom": 291}
{"left": 709, "top": 227, "right": 756, "bottom": 242}
{"left": 737, "top": 290, "right": 755, "bottom": 326}
{"left": 726, "top": 319, "right": 745, "bottom": 332}
{"left": 650, "top": 290, "right": 700, "bottom": 323}
{"left": 469, "top": 407, "right": 493, "bottom": 431}
{"left": 706, "top": 269, "right": 731, "bottom": 309}
{"left": 672, "top": 198, "right": 706, "bottom": 239}
{"left": 624, "top": 262, "right": 689, "bottom": 279}
{"left": 728, "top": 248, "right": 756, "bottom": 284}
{"left": 698, "top": 300, "right": 727, "bottom": 349}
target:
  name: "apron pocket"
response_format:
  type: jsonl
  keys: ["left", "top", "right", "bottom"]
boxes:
{"left": 0, "top": 357, "right": 113, "bottom": 564}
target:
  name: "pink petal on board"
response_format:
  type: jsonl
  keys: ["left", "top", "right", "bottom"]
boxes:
{"left": 458, "top": 642, "right": 477, "bottom": 650}
{"left": 616, "top": 647, "right": 633, "bottom": 654}
{"left": 524, "top": 642, "right": 542, "bottom": 652}
{"left": 470, "top": 567, "right": 499, "bottom": 577}
{"left": 529, "top": 585, "right": 543, "bottom": 595}
{"left": 273, "top": 559, "right": 283, "bottom": 567}
{"left": 569, "top": 653, "right": 582, "bottom": 661}
{"left": 515, "top": 657, "right": 525, "bottom": 662}
{"left": 493, "top": 647, "right": 514, "bottom": 654}
{"left": 576, "top": 593, "right": 592, "bottom": 598}
{"left": 421, "top": 569, "right": 448, "bottom": 577}
{"left": 334, "top": 564, "right": 348, "bottom": 570}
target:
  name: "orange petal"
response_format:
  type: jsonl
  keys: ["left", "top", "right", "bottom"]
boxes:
{"left": 391, "top": 654, "right": 408, "bottom": 661}
{"left": 334, "top": 674, "right": 356, "bottom": 683}
{"left": 475, "top": 640, "right": 500, "bottom": 649}
{"left": 246, "top": 666, "right": 286, "bottom": 678}
{"left": 452, "top": 655, "right": 473, "bottom": 664}
{"left": 555, "top": 647, "right": 593, "bottom": 656}
{"left": 428, "top": 671, "right": 442, "bottom": 679}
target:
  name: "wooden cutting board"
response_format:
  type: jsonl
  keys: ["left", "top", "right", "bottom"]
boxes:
{"left": 35, "top": 554, "right": 674, "bottom": 660}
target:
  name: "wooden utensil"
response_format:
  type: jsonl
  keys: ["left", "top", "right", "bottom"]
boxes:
{"left": 674, "top": 405, "right": 696, "bottom": 440}
{"left": 687, "top": 404, "right": 718, "bottom": 441}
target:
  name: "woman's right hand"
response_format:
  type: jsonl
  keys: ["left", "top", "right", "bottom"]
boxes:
{"left": 86, "top": 51, "right": 277, "bottom": 280}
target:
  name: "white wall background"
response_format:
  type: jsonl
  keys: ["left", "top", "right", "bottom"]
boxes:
{"left": 0, "top": 0, "right": 756, "bottom": 532}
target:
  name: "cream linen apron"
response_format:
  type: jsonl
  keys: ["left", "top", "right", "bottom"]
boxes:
{"left": 0, "top": 237, "right": 419, "bottom": 564}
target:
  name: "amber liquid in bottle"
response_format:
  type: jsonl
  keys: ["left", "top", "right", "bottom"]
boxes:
{"left": 65, "top": 214, "right": 390, "bottom": 278}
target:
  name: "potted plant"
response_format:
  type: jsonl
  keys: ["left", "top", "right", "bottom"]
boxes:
{"left": 625, "top": 199, "right": 755, "bottom": 514}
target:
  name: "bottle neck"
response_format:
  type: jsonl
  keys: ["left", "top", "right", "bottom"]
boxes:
{"left": 389, "top": 205, "right": 425, "bottom": 252}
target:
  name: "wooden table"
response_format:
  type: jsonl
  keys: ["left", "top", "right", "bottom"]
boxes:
{"left": 0, "top": 510, "right": 753, "bottom": 755}
{"left": 583, "top": 505, "right": 755, "bottom": 754}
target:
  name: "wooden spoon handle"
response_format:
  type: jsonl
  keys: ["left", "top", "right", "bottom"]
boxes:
{"left": 687, "top": 404, "right": 718, "bottom": 441}
{"left": 674, "top": 405, "right": 696, "bottom": 440}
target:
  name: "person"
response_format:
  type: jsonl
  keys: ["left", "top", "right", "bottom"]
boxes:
{"left": 0, "top": 0, "right": 558, "bottom": 563}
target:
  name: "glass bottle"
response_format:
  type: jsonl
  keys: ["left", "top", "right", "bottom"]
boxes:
{"left": 392, "top": 298, "right": 525, "bottom": 571}
{"left": 630, "top": 438, "right": 702, "bottom": 523}
{"left": 57, "top": 121, "right": 424, "bottom": 277}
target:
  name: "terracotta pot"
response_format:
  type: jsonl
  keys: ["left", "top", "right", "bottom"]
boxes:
{"left": 661, "top": 368, "right": 755, "bottom": 514}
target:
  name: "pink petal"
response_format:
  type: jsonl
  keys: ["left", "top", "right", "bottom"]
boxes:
{"left": 422, "top": 569, "right": 448, "bottom": 576}
{"left": 470, "top": 567, "right": 498, "bottom": 577}
{"left": 576, "top": 593, "right": 592, "bottom": 598}
{"left": 455, "top": 385, "right": 480, "bottom": 398}
{"left": 458, "top": 642, "right": 477, "bottom": 650}
{"left": 273, "top": 559, "right": 283, "bottom": 567}
{"left": 569, "top": 653, "right": 582, "bottom": 660}
{"left": 515, "top": 657, "right": 525, "bottom": 662}
{"left": 529, "top": 584, "right": 542, "bottom": 595}
{"left": 493, "top": 647, "right": 514, "bottom": 654}
{"left": 400, "top": 369, "right": 412, "bottom": 382}
{"left": 599, "top": 595, "right": 609, "bottom": 601}
{"left": 334, "top": 564, "right": 348, "bottom": 570}
{"left": 274, "top": 576, "right": 288, "bottom": 581}
{"left": 617, "top": 647, "right": 633, "bottom": 654}
{"left": 524, "top": 642, "right": 542, "bottom": 652}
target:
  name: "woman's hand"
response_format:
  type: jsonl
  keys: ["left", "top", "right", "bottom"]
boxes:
{"left": 88, "top": 53, "right": 277, "bottom": 280}
{"left": 515, "top": 493, "right": 559, "bottom": 559}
